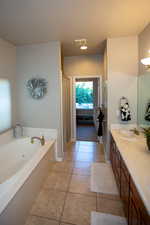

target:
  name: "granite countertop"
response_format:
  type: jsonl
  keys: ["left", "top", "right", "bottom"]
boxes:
{"left": 111, "top": 129, "right": 150, "bottom": 215}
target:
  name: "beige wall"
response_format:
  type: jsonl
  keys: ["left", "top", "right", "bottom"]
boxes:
{"left": 107, "top": 36, "right": 138, "bottom": 127}
{"left": 16, "top": 42, "right": 63, "bottom": 157}
{"left": 63, "top": 54, "right": 103, "bottom": 76}
{"left": 0, "top": 38, "right": 16, "bottom": 127}
{"left": 104, "top": 36, "right": 138, "bottom": 158}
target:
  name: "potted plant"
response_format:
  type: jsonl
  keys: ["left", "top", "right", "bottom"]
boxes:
{"left": 143, "top": 127, "right": 150, "bottom": 151}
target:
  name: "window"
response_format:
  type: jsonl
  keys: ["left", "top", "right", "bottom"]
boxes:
{"left": 76, "top": 81, "right": 93, "bottom": 109}
{"left": 0, "top": 79, "right": 11, "bottom": 133}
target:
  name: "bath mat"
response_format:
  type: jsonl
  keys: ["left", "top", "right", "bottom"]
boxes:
{"left": 91, "top": 212, "right": 127, "bottom": 225}
{"left": 91, "top": 162, "right": 118, "bottom": 195}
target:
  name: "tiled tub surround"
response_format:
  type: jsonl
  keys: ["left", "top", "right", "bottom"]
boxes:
{"left": 0, "top": 128, "right": 57, "bottom": 225}
{"left": 111, "top": 129, "right": 150, "bottom": 220}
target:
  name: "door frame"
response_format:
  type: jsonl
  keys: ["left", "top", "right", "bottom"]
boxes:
{"left": 69, "top": 75, "right": 102, "bottom": 142}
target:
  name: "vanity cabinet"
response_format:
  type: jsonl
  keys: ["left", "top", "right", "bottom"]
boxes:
{"left": 110, "top": 135, "right": 150, "bottom": 225}
{"left": 110, "top": 138, "right": 121, "bottom": 191}
{"left": 120, "top": 159, "right": 130, "bottom": 218}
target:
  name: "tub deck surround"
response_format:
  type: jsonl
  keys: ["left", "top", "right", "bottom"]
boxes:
{"left": 22, "top": 127, "right": 57, "bottom": 141}
{"left": 0, "top": 129, "right": 14, "bottom": 146}
{"left": 111, "top": 128, "right": 150, "bottom": 215}
{"left": 22, "top": 127, "right": 60, "bottom": 161}
{"left": 0, "top": 137, "right": 55, "bottom": 216}
{"left": 0, "top": 127, "right": 57, "bottom": 224}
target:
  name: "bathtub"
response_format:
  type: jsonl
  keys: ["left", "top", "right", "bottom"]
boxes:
{"left": 0, "top": 129, "right": 56, "bottom": 225}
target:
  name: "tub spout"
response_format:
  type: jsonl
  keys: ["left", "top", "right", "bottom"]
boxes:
{"left": 31, "top": 136, "right": 45, "bottom": 146}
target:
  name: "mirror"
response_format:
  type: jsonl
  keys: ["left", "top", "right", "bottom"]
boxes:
{"left": 138, "top": 71, "right": 150, "bottom": 127}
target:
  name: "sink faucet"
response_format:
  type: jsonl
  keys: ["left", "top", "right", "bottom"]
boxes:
{"left": 130, "top": 128, "right": 140, "bottom": 135}
{"left": 31, "top": 136, "right": 45, "bottom": 146}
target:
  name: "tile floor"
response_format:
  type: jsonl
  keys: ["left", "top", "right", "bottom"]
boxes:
{"left": 25, "top": 141, "right": 125, "bottom": 225}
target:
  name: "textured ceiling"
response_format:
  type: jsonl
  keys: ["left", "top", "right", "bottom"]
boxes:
{"left": 0, "top": 0, "right": 149, "bottom": 56}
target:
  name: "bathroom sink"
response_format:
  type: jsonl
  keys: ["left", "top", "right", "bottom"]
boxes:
{"left": 119, "top": 129, "right": 134, "bottom": 137}
{"left": 120, "top": 136, "right": 137, "bottom": 142}
{"left": 119, "top": 129, "right": 137, "bottom": 142}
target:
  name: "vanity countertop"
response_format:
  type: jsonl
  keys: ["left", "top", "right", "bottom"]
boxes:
{"left": 111, "top": 129, "right": 150, "bottom": 215}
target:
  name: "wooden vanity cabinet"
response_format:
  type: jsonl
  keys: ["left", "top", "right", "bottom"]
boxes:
{"left": 110, "top": 137, "right": 121, "bottom": 192}
{"left": 120, "top": 159, "right": 130, "bottom": 219}
{"left": 110, "top": 135, "right": 150, "bottom": 225}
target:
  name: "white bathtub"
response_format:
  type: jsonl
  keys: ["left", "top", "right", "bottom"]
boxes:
{"left": 0, "top": 129, "right": 56, "bottom": 225}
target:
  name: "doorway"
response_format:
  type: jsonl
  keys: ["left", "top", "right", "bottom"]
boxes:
{"left": 70, "top": 76, "right": 102, "bottom": 142}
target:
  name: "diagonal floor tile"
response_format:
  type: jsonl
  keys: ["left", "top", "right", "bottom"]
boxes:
{"left": 25, "top": 215, "right": 59, "bottom": 225}
{"left": 93, "top": 152, "right": 105, "bottom": 162}
{"left": 60, "top": 223, "right": 75, "bottom": 225}
{"left": 73, "top": 161, "right": 91, "bottom": 175}
{"left": 69, "top": 175, "right": 96, "bottom": 196}
{"left": 64, "top": 151, "right": 77, "bottom": 161}
{"left": 51, "top": 161, "right": 73, "bottom": 173}
{"left": 65, "top": 142, "right": 79, "bottom": 152}
{"left": 62, "top": 193, "right": 96, "bottom": 225}
{"left": 78, "top": 141, "right": 97, "bottom": 147}
{"left": 75, "top": 152, "right": 95, "bottom": 162}
{"left": 77, "top": 145, "right": 97, "bottom": 153}
{"left": 43, "top": 171, "right": 71, "bottom": 191}
{"left": 97, "top": 193, "right": 121, "bottom": 201}
{"left": 97, "top": 196, "right": 125, "bottom": 217}
{"left": 31, "top": 189, "right": 66, "bottom": 220}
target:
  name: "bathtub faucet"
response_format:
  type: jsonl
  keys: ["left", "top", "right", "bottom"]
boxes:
{"left": 31, "top": 136, "right": 45, "bottom": 146}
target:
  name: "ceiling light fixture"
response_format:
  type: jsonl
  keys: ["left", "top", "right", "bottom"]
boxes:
{"left": 80, "top": 45, "right": 88, "bottom": 50}
{"left": 74, "top": 39, "right": 88, "bottom": 50}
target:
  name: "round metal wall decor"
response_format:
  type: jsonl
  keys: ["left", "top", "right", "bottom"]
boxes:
{"left": 26, "top": 78, "right": 47, "bottom": 99}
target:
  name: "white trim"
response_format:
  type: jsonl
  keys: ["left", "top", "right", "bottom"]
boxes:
{"left": 68, "top": 75, "right": 102, "bottom": 78}
{"left": 68, "top": 75, "right": 102, "bottom": 141}
{"left": 72, "top": 77, "right": 76, "bottom": 140}
{"left": 69, "top": 77, "right": 74, "bottom": 141}
{"left": 59, "top": 70, "right": 64, "bottom": 155}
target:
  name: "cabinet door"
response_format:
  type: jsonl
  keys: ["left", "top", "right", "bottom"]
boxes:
{"left": 110, "top": 136, "right": 116, "bottom": 175}
{"left": 110, "top": 136, "right": 121, "bottom": 192}
{"left": 120, "top": 162, "right": 129, "bottom": 218}
{"left": 129, "top": 180, "right": 150, "bottom": 225}
{"left": 128, "top": 193, "right": 140, "bottom": 225}
{"left": 110, "top": 136, "right": 114, "bottom": 167}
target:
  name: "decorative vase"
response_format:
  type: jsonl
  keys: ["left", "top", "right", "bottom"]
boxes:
{"left": 146, "top": 137, "right": 150, "bottom": 151}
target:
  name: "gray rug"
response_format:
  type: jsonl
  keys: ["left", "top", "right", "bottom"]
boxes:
{"left": 77, "top": 124, "right": 98, "bottom": 142}
{"left": 91, "top": 212, "right": 127, "bottom": 225}
{"left": 91, "top": 162, "right": 118, "bottom": 195}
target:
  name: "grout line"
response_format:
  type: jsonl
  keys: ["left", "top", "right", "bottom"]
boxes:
{"left": 30, "top": 214, "right": 60, "bottom": 222}
{"left": 59, "top": 165, "right": 73, "bottom": 223}
{"left": 67, "top": 191, "right": 97, "bottom": 199}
